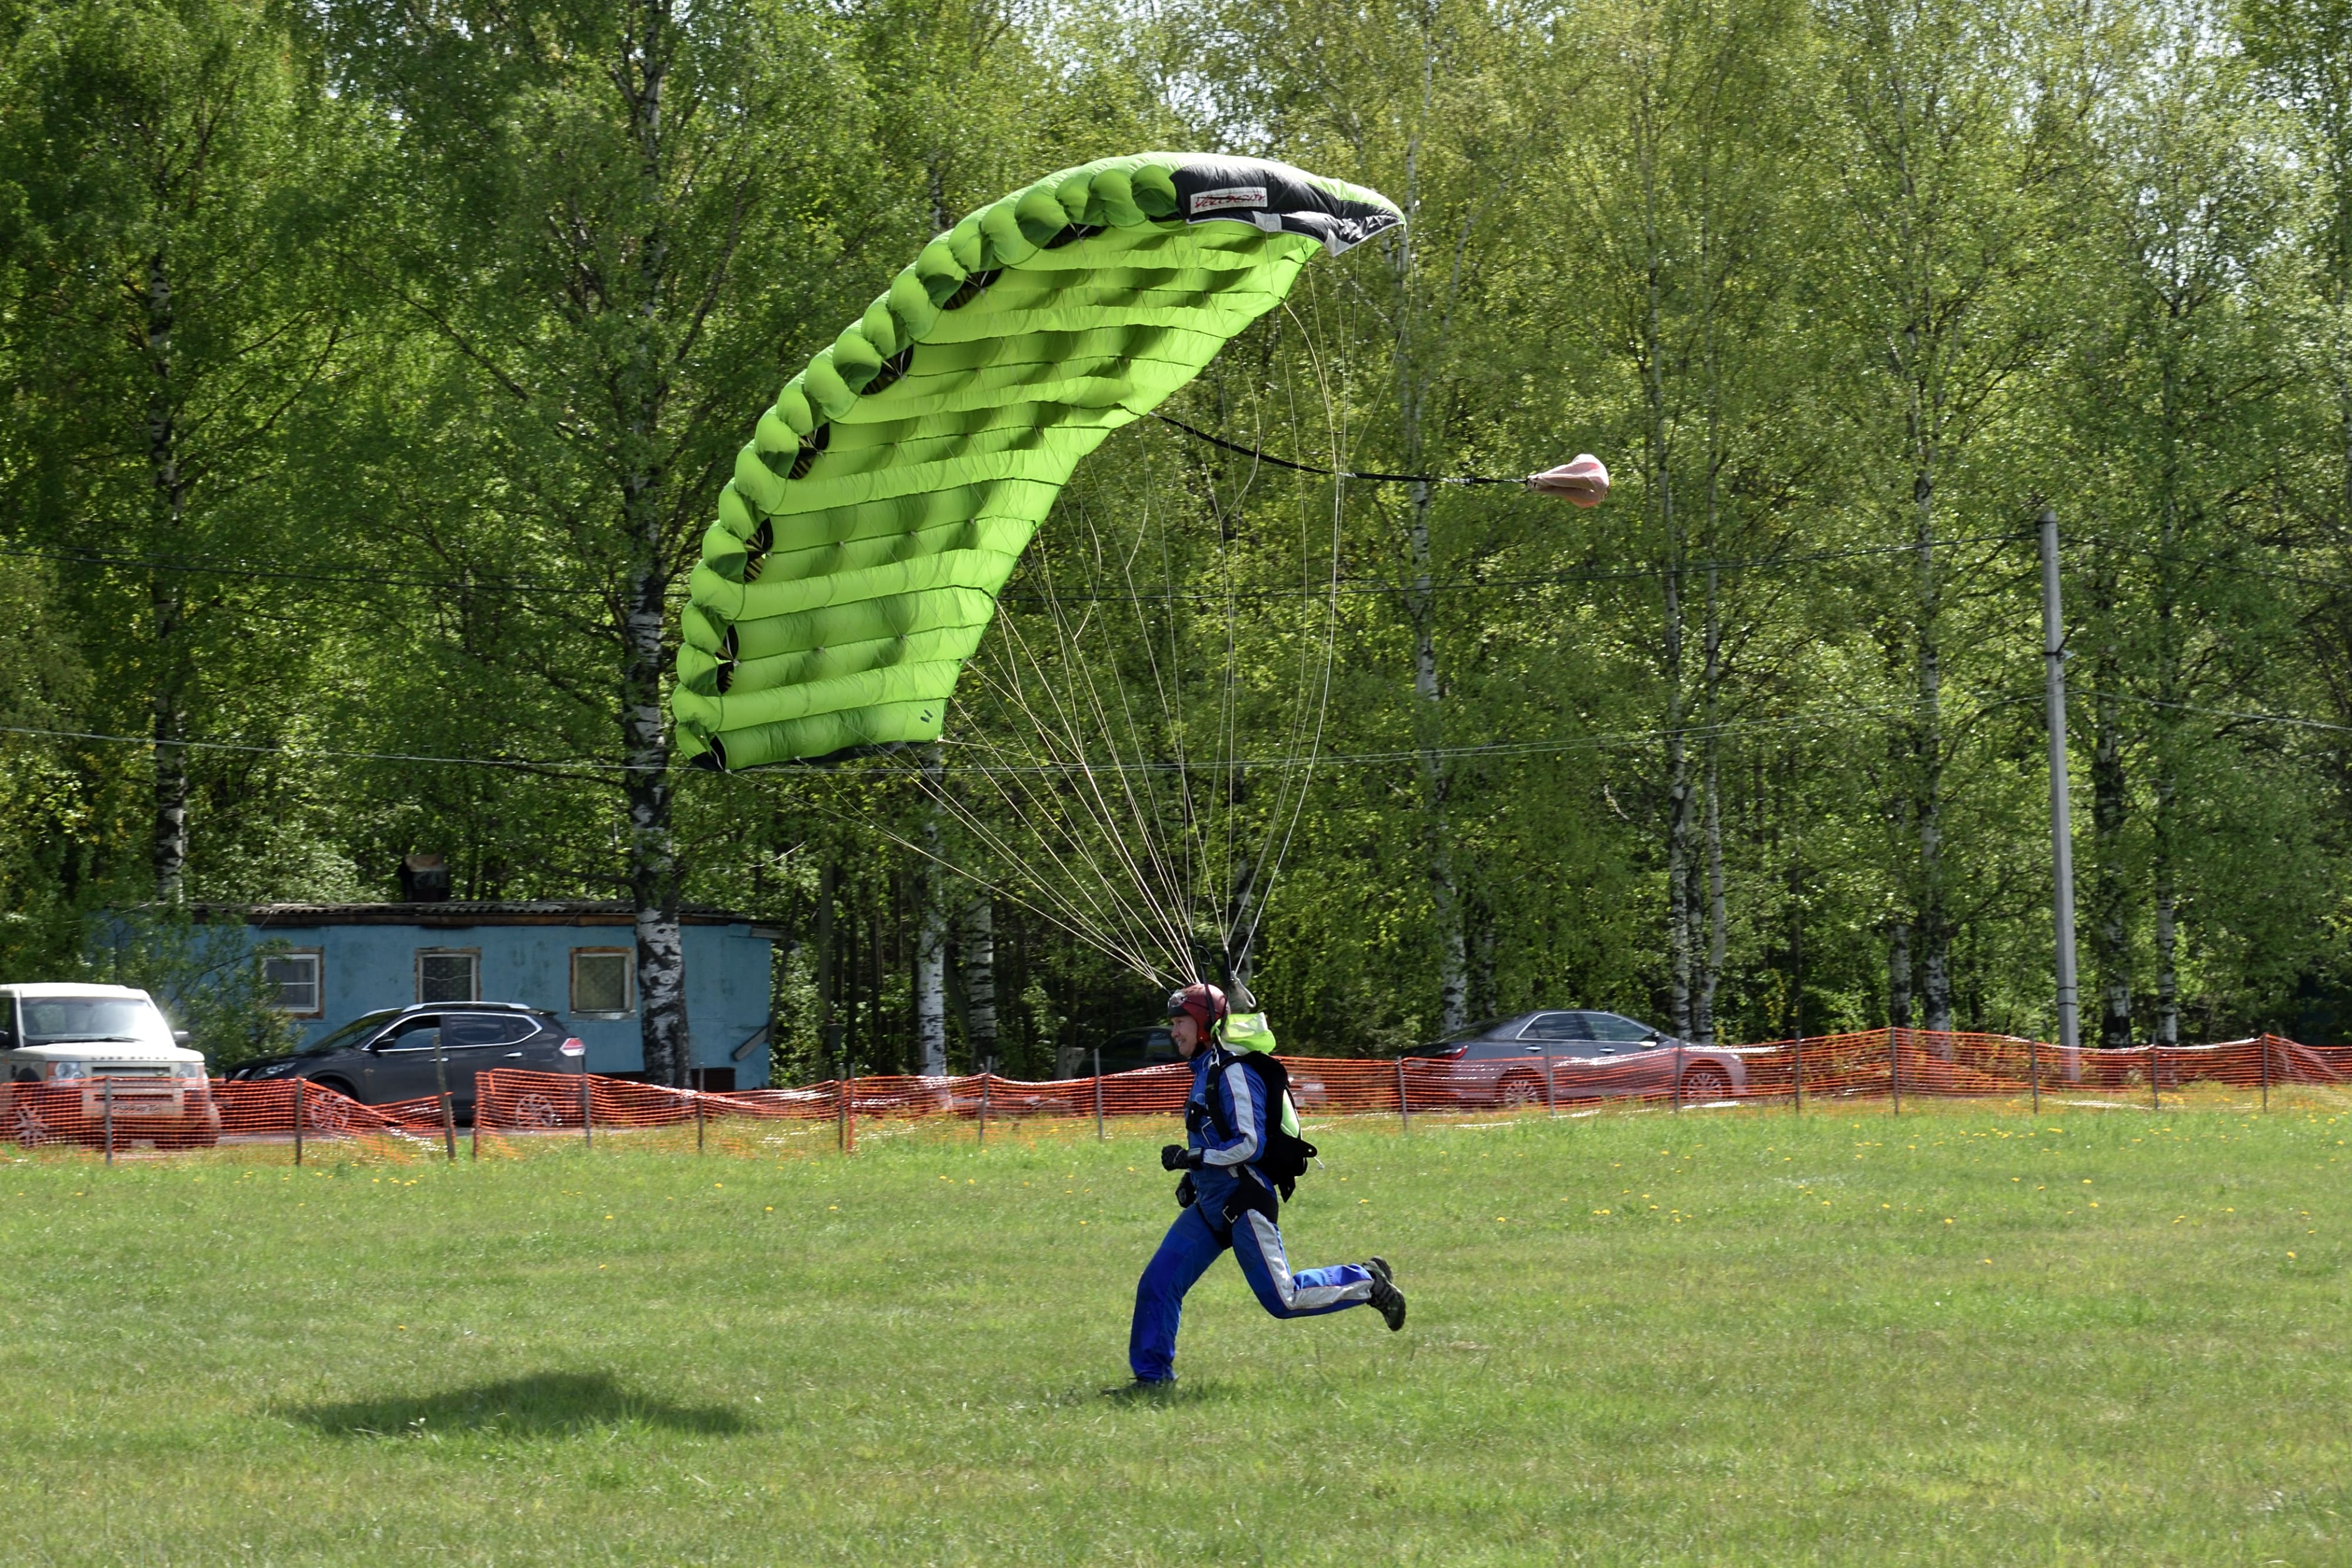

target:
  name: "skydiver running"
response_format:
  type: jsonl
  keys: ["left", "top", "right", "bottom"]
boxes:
{"left": 1109, "top": 982, "right": 1406, "bottom": 1396}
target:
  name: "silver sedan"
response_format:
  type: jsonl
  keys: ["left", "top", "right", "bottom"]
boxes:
{"left": 1400, "top": 1011, "right": 1750, "bottom": 1108}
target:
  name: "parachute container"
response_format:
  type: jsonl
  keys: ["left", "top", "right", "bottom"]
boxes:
{"left": 674, "top": 153, "right": 1404, "bottom": 770}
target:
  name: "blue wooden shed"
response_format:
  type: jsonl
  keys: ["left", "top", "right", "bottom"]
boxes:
{"left": 228, "top": 901, "right": 779, "bottom": 1088}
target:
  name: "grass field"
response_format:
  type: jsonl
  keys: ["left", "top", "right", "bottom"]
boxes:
{"left": 1, "top": 1099, "right": 2347, "bottom": 1565}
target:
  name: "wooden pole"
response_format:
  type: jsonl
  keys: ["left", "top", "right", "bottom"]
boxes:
{"left": 1542, "top": 1045, "right": 1557, "bottom": 1118}
{"left": 1890, "top": 1028, "right": 1902, "bottom": 1117}
{"left": 1792, "top": 1037, "right": 1804, "bottom": 1117}
{"left": 1395, "top": 1058, "right": 1411, "bottom": 1131}
{"left": 431, "top": 1031, "right": 457, "bottom": 1162}
{"left": 2261, "top": 1035, "right": 2271, "bottom": 1112}
{"left": 1093, "top": 1048, "right": 1105, "bottom": 1141}
{"left": 695, "top": 1081, "right": 706, "bottom": 1154}
{"left": 102, "top": 1076, "right": 113, "bottom": 1166}
{"left": 1672, "top": 1046, "right": 1684, "bottom": 1115}
{"left": 293, "top": 1078, "right": 305, "bottom": 1167}
{"left": 2027, "top": 1032, "right": 2041, "bottom": 1115}
{"left": 580, "top": 1065, "right": 593, "bottom": 1149}
{"left": 977, "top": 1059, "right": 991, "bottom": 1148}
{"left": 2150, "top": 1042, "right": 2161, "bottom": 1112}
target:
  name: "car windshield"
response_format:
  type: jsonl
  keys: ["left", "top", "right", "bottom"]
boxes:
{"left": 295, "top": 1009, "right": 399, "bottom": 1057}
{"left": 18, "top": 995, "right": 174, "bottom": 1048}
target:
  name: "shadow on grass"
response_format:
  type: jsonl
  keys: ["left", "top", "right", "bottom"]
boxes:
{"left": 287, "top": 1371, "right": 754, "bottom": 1439}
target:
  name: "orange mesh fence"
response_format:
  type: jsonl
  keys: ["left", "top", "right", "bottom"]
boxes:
{"left": 9, "top": 1029, "right": 2344, "bottom": 1165}
{"left": 461, "top": 1029, "right": 2352, "bottom": 1162}
{"left": 1, "top": 1075, "right": 426, "bottom": 1162}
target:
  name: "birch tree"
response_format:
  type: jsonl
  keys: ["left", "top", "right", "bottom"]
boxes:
{"left": 315, "top": 0, "right": 883, "bottom": 1082}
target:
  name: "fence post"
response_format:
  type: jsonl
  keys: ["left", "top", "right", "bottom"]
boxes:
{"left": 431, "top": 1033, "right": 457, "bottom": 1162}
{"left": 1672, "top": 1045, "right": 1684, "bottom": 1114}
{"left": 1890, "top": 1028, "right": 1902, "bottom": 1117}
{"left": 102, "top": 1077, "right": 113, "bottom": 1166}
{"left": 2150, "top": 1042, "right": 2161, "bottom": 1112}
{"left": 2261, "top": 1035, "right": 2271, "bottom": 1112}
{"left": 1093, "top": 1048, "right": 1105, "bottom": 1141}
{"left": 1395, "top": 1057, "right": 1411, "bottom": 1132}
{"left": 293, "top": 1079, "right": 305, "bottom": 1167}
{"left": 2027, "top": 1032, "right": 2041, "bottom": 1116}
{"left": 580, "top": 1069, "right": 593, "bottom": 1150}
{"left": 470, "top": 1086, "right": 479, "bottom": 1162}
{"left": 1543, "top": 1045, "right": 1557, "bottom": 1118}
{"left": 1792, "top": 1037, "right": 1804, "bottom": 1117}
{"left": 978, "top": 1059, "right": 991, "bottom": 1149}
{"left": 695, "top": 1082, "right": 706, "bottom": 1155}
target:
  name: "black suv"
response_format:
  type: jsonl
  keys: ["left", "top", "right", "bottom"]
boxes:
{"left": 228, "top": 1003, "right": 576, "bottom": 1115}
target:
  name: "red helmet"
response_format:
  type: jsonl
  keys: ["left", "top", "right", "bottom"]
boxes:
{"left": 1165, "top": 982, "right": 1228, "bottom": 1032}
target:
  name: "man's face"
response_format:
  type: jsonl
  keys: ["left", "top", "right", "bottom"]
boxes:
{"left": 1169, "top": 1014, "right": 1201, "bottom": 1057}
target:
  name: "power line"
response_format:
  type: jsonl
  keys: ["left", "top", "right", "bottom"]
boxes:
{"left": 2081, "top": 690, "right": 2352, "bottom": 737}
{"left": 2067, "top": 531, "right": 2352, "bottom": 599}
{"left": 0, "top": 723, "right": 648, "bottom": 774}
{"left": 18, "top": 686, "right": 2338, "bottom": 785}
{"left": 0, "top": 541, "right": 611, "bottom": 597}
{"left": 0, "top": 698, "right": 1964, "bottom": 782}
{"left": 997, "top": 533, "right": 2030, "bottom": 604}
{"left": 5, "top": 528, "right": 2029, "bottom": 606}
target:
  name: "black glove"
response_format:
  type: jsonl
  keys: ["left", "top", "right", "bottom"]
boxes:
{"left": 1175, "top": 1172, "right": 1197, "bottom": 1208}
{"left": 1160, "top": 1143, "right": 1202, "bottom": 1172}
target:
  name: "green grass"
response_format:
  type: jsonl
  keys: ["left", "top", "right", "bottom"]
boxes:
{"left": 2, "top": 1101, "right": 2348, "bottom": 1564}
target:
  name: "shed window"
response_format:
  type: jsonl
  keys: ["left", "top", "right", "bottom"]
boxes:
{"left": 265, "top": 951, "right": 323, "bottom": 1017}
{"left": 416, "top": 950, "right": 480, "bottom": 1004}
{"left": 571, "top": 949, "right": 633, "bottom": 1017}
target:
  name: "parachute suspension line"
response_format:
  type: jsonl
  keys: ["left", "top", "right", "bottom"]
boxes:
{"left": 912, "top": 586, "right": 1199, "bottom": 984}
{"left": 1044, "top": 500, "right": 1200, "bottom": 971}
{"left": 947, "top": 524, "right": 1201, "bottom": 978}
{"left": 782, "top": 778, "right": 1174, "bottom": 983}
{"left": 1227, "top": 293, "right": 1351, "bottom": 979}
{"left": 917, "top": 526, "right": 1202, "bottom": 983}
{"left": 948, "top": 636, "right": 1189, "bottom": 979}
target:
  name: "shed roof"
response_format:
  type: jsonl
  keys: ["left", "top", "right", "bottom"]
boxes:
{"left": 203, "top": 901, "right": 772, "bottom": 932}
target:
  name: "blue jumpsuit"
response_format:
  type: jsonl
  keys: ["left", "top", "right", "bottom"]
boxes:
{"left": 1127, "top": 1043, "right": 1377, "bottom": 1383}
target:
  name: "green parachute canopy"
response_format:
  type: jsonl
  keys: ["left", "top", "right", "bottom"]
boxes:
{"left": 674, "top": 153, "right": 1403, "bottom": 771}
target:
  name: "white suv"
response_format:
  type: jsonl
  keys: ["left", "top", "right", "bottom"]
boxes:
{"left": 1, "top": 984, "right": 219, "bottom": 1149}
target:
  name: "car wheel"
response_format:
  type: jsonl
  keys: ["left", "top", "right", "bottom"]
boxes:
{"left": 307, "top": 1082, "right": 359, "bottom": 1132}
{"left": 1498, "top": 1071, "right": 1544, "bottom": 1109}
{"left": 12, "top": 1102, "right": 52, "bottom": 1147}
{"left": 1678, "top": 1065, "right": 1731, "bottom": 1102}
{"left": 516, "top": 1093, "right": 562, "bottom": 1129}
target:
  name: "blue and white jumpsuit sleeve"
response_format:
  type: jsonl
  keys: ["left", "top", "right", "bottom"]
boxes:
{"left": 1127, "top": 1046, "right": 1378, "bottom": 1383}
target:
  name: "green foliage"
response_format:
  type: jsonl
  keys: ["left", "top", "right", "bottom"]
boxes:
{"left": 83, "top": 907, "right": 297, "bottom": 1067}
{"left": 4, "top": 0, "right": 2352, "bottom": 1061}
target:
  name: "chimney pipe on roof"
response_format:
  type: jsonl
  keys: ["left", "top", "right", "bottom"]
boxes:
{"left": 399, "top": 853, "right": 451, "bottom": 902}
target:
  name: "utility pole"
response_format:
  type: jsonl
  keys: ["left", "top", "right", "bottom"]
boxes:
{"left": 2039, "top": 506, "right": 2082, "bottom": 1064}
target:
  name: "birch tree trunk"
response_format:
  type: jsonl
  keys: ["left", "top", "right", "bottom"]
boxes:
{"left": 2089, "top": 544, "right": 2133, "bottom": 1049}
{"left": 957, "top": 895, "right": 997, "bottom": 1066}
{"left": 914, "top": 749, "right": 948, "bottom": 1075}
{"left": 143, "top": 250, "right": 190, "bottom": 902}
{"left": 617, "top": 0, "right": 690, "bottom": 1086}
